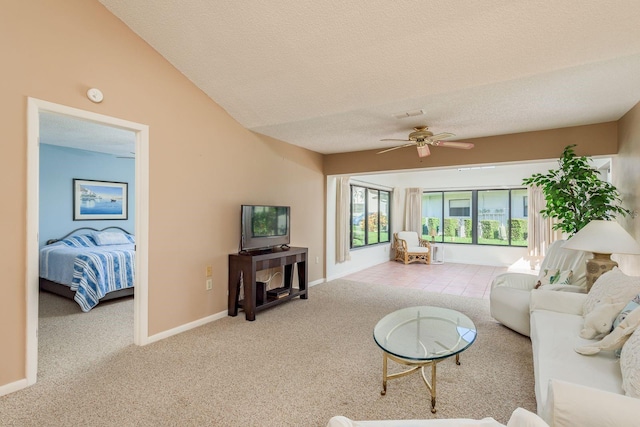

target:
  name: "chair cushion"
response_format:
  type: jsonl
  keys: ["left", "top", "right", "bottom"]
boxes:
{"left": 396, "top": 231, "right": 420, "bottom": 247}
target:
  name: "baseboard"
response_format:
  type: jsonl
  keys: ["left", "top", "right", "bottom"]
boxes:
{"left": 0, "top": 378, "right": 28, "bottom": 397}
{"left": 309, "top": 278, "right": 325, "bottom": 287}
{"left": 146, "top": 309, "right": 228, "bottom": 344}
{"left": 147, "top": 279, "right": 325, "bottom": 344}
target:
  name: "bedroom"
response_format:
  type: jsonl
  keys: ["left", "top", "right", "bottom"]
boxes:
{"left": 38, "top": 111, "right": 137, "bottom": 372}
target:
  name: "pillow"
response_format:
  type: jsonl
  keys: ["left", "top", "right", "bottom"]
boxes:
{"left": 611, "top": 293, "right": 640, "bottom": 357}
{"left": 535, "top": 269, "right": 573, "bottom": 289}
{"left": 620, "top": 326, "right": 640, "bottom": 398}
{"left": 506, "top": 407, "right": 549, "bottom": 427}
{"left": 575, "top": 305, "right": 640, "bottom": 355}
{"left": 92, "top": 231, "right": 131, "bottom": 246}
{"left": 583, "top": 267, "right": 640, "bottom": 317}
{"left": 579, "top": 297, "right": 627, "bottom": 339}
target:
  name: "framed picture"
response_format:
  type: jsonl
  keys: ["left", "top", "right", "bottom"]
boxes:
{"left": 73, "top": 179, "right": 128, "bottom": 220}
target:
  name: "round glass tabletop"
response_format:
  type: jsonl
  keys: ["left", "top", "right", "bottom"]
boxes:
{"left": 373, "top": 306, "right": 477, "bottom": 361}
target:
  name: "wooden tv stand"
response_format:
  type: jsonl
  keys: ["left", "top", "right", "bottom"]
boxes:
{"left": 228, "top": 246, "right": 308, "bottom": 321}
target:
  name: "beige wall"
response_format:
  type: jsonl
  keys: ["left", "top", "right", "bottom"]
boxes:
{"left": 324, "top": 122, "right": 618, "bottom": 175}
{"left": 0, "top": 1, "right": 324, "bottom": 387}
{"left": 613, "top": 101, "right": 640, "bottom": 275}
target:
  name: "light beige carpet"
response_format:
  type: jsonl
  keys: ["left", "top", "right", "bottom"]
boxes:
{"left": 1, "top": 280, "right": 535, "bottom": 426}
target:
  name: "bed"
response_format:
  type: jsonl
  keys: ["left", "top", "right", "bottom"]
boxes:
{"left": 39, "top": 226, "right": 135, "bottom": 312}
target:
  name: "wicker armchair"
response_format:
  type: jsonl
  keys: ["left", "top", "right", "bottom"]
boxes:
{"left": 393, "top": 231, "right": 431, "bottom": 265}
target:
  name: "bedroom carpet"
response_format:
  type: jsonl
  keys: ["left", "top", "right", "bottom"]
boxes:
{"left": 1, "top": 280, "right": 535, "bottom": 426}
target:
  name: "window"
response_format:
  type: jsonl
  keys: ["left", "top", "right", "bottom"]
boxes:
{"left": 422, "top": 188, "right": 527, "bottom": 247}
{"left": 351, "top": 185, "right": 391, "bottom": 248}
{"left": 449, "top": 199, "right": 470, "bottom": 217}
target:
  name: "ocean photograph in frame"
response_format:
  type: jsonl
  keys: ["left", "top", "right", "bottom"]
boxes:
{"left": 73, "top": 179, "right": 128, "bottom": 220}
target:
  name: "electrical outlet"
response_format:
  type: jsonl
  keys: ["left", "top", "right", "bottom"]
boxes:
{"left": 315, "top": 256, "right": 319, "bottom": 264}
{"left": 206, "top": 265, "right": 212, "bottom": 277}
{"left": 206, "top": 278, "right": 213, "bottom": 290}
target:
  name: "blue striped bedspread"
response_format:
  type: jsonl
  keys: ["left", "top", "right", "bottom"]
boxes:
{"left": 40, "top": 234, "right": 135, "bottom": 311}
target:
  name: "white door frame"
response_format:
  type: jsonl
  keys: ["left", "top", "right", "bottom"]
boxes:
{"left": 26, "top": 97, "right": 150, "bottom": 385}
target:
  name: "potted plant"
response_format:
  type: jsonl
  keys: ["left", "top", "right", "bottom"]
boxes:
{"left": 522, "top": 144, "right": 631, "bottom": 236}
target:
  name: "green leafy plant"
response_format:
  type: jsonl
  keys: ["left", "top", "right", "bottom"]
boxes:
{"left": 522, "top": 145, "right": 631, "bottom": 236}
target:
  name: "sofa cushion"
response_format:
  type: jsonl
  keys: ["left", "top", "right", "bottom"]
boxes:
{"left": 620, "top": 326, "right": 640, "bottom": 398}
{"left": 583, "top": 268, "right": 640, "bottom": 317}
{"left": 506, "top": 408, "right": 549, "bottom": 427}
{"left": 530, "top": 309, "right": 623, "bottom": 414}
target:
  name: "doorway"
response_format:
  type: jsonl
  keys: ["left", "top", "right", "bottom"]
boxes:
{"left": 26, "top": 98, "right": 149, "bottom": 386}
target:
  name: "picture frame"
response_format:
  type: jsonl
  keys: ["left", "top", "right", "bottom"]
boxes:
{"left": 73, "top": 179, "right": 128, "bottom": 220}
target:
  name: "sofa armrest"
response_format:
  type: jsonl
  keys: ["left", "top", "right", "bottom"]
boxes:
{"left": 543, "top": 379, "right": 640, "bottom": 427}
{"left": 529, "top": 289, "right": 586, "bottom": 316}
{"left": 491, "top": 272, "right": 538, "bottom": 291}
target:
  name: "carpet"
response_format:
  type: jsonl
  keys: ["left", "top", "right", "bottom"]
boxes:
{"left": 0, "top": 280, "right": 535, "bottom": 426}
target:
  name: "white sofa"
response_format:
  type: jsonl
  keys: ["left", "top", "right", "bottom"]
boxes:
{"left": 490, "top": 240, "right": 588, "bottom": 337}
{"left": 530, "top": 289, "right": 640, "bottom": 426}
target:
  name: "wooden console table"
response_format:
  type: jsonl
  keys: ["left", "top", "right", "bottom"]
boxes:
{"left": 228, "top": 246, "right": 308, "bottom": 321}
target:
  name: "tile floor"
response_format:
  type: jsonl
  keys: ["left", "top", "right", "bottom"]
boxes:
{"left": 343, "top": 261, "right": 510, "bottom": 299}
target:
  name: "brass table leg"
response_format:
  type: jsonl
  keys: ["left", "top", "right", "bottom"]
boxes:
{"left": 381, "top": 352, "right": 388, "bottom": 395}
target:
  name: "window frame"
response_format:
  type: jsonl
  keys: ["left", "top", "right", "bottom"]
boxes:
{"left": 350, "top": 185, "right": 391, "bottom": 249}
{"left": 422, "top": 188, "right": 528, "bottom": 247}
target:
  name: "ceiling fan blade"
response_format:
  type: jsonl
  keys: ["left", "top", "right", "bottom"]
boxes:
{"left": 380, "top": 138, "right": 411, "bottom": 142}
{"left": 377, "top": 142, "right": 416, "bottom": 154}
{"left": 429, "top": 132, "right": 455, "bottom": 140}
{"left": 432, "top": 140, "right": 474, "bottom": 149}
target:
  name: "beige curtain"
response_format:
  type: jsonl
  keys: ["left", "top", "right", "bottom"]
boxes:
{"left": 527, "top": 186, "right": 561, "bottom": 257}
{"left": 404, "top": 187, "right": 423, "bottom": 234}
{"left": 336, "top": 176, "right": 351, "bottom": 263}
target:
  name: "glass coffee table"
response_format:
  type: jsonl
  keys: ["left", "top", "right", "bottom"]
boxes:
{"left": 373, "top": 306, "right": 477, "bottom": 413}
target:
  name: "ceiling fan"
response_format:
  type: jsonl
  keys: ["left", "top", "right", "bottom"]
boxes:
{"left": 377, "top": 126, "right": 474, "bottom": 157}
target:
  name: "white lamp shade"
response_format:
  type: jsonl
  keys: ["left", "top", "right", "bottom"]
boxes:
{"left": 562, "top": 220, "right": 640, "bottom": 255}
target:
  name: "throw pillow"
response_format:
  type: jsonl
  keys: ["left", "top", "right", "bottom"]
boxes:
{"left": 579, "top": 297, "right": 628, "bottom": 339}
{"left": 583, "top": 267, "right": 640, "bottom": 317}
{"left": 620, "top": 325, "right": 640, "bottom": 398}
{"left": 535, "top": 269, "right": 573, "bottom": 289}
{"left": 575, "top": 306, "right": 640, "bottom": 355}
{"left": 611, "top": 293, "right": 640, "bottom": 357}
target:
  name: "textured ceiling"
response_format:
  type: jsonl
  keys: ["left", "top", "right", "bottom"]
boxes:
{"left": 40, "top": 112, "right": 135, "bottom": 157}
{"left": 97, "top": 0, "right": 640, "bottom": 155}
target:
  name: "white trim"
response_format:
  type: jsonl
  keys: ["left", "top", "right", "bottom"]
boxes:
{"left": 146, "top": 310, "right": 228, "bottom": 344}
{"left": 26, "top": 98, "right": 150, "bottom": 389}
{"left": 0, "top": 379, "right": 29, "bottom": 397}
{"left": 309, "top": 278, "right": 325, "bottom": 287}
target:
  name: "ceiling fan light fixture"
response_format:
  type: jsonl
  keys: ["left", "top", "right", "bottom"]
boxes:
{"left": 416, "top": 145, "right": 430, "bottom": 157}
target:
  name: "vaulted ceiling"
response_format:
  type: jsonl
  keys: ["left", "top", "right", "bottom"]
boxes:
{"left": 97, "top": 1, "right": 640, "bottom": 155}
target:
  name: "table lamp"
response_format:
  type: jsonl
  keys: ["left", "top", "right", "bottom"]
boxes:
{"left": 563, "top": 220, "right": 640, "bottom": 291}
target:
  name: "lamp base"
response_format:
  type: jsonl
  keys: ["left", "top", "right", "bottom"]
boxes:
{"left": 586, "top": 253, "right": 618, "bottom": 292}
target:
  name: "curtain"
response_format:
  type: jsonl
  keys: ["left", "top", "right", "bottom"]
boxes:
{"left": 335, "top": 176, "right": 351, "bottom": 263}
{"left": 527, "top": 185, "right": 561, "bottom": 257}
{"left": 404, "top": 187, "right": 423, "bottom": 234}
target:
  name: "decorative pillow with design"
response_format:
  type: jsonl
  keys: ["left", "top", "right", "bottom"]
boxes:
{"left": 583, "top": 267, "right": 640, "bottom": 317}
{"left": 611, "top": 293, "right": 640, "bottom": 356}
{"left": 620, "top": 326, "right": 640, "bottom": 398}
{"left": 534, "top": 269, "right": 574, "bottom": 289}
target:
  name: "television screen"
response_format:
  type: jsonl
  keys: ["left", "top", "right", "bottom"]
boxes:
{"left": 250, "top": 206, "right": 288, "bottom": 237}
{"left": 241, "top": 205, "right": 290, "bottom": 252}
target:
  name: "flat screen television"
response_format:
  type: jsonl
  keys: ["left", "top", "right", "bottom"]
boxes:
{"left": 240, "top": 205, "right": 290, "bottom": 252}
